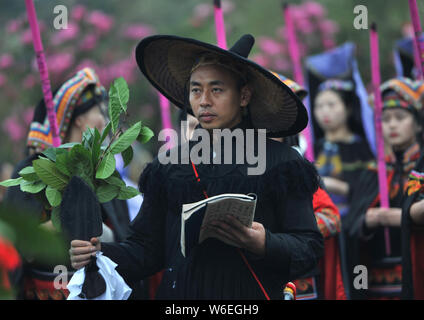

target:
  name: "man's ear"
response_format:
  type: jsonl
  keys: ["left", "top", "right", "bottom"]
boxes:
{"left": 240, "top": 85, "right": 252, "bottom": 107}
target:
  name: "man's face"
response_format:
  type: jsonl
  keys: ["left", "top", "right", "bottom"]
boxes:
{"left": 189, "top": 64, "right": 249, "bottom": 130}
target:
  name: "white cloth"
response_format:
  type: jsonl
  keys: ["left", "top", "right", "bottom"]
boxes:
{"left": 67, "top": 251, "right": 132, "bottom": 300}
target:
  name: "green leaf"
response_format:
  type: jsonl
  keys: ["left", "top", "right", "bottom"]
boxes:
{"left": 68, "top": 144, "right": 94, "bottom": 189}
{"left": 0, "top": 177, "right": 23, "bottom": 187}
{"left": 42, "top": 148, "right": 57, "bottom": 162}
{"left": 96, "top": 183, "right": 120, "bottom": 203}
{"left": 117, "top": 186, "right": 140, "bottom": 200}
{"left": 121, "top": 146, "right": 133, "bottom": 168}
{"left": 109, "top": 121, "right": 141, "bottom": 155}
{"left": 33, "top": 158, "right": 69, "bottom": 191}
{"left": 58, "top": 142, "right": 79, "bottom": 149}
{"left": 95, "top": 153, "right": 116, "bottom": 179}
{"left": 105, "top": 175, "right": 126, "bottom": 188}
{"left": 45, "top": 186, "right": 62, "bottom": 207}
{"left": 100, "top": 122, "right": 112, "bottom": 144}
{"left": 50, "top": 206, "right": 62, "bottom": 233}
{"left": 55, "top": 153, "right": 71, "bottom": 176}
{"left": 108, "top": 77, "right": 129, "bottom": 133}
{"left": 20, "top": 180, "right": 46, "bottom": 194}
{"left": 82, "top": 127, "right": 95, "bottom": 149}
{"left": 92, "top": 128, "right": 102, "bottom": 168}
{"left": 137, "top": 125, "right": 154, "bottom": 144}
{"left": 18, "top": 166, "right": 39, "bottom": 181}
{"left": 110, "top": 77, "right": 129, "bottom": 113}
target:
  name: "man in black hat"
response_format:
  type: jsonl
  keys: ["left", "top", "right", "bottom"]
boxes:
{"left": 70, "top": 34, "right": 323, "bottom": 299}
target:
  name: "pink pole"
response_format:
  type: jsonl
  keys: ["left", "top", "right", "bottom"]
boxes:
{"left": 370, "top": 23, "right": 391, "bottom": 256}
{"left": 158, "top": 92, "right": 174, "bottom": 149}
{"left": 25, "top": 0, "right": 60, "bottom": 147}
{"left": 213, "top": 0, "right": 228, "bottom": 49}
{"left": 408, "top": 0, "right": 424, "bottom": 79}
{"left": 283, "top": 3, "right": 314, "bottom": 162}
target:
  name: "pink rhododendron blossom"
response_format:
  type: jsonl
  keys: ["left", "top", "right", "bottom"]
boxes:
{"left": 318, "top": 20, "right": 339, "bottom": 35}
{"left": 79, "top": 33, "right": 98, "bottom": 51}
{"left": 273, "top": 57, "right": 290, "bottom": 71}
{"left": 51, "top": 23, "right": 80, "bottom": 45}
{"left": 71, "top": 5, "right": 86, "bottom": 21}
{"left": 46, "top": 53, "right": 74, "bottom": 75}
{"left": 6, "top": 19, "right": 22, "bottom": 33}
{"left": 122, "top": 24, "right": 155, "bottom": 40}
{"left": 0, "top": 54, "right": 14, "bottom": 69}
{"left": 302, "top": 1, "right": 326, "bottom": 18}
{"left": 87, "top": 11, "right": 114, "bottom": 33}
{"left": 3, "top": 115, "right": 25, "bottom": 142}
{"left": 258, "top": 37, "right": 284, "bottom": 56}
{"left": 251, "top": 54, "right": 270, "bottom": 68}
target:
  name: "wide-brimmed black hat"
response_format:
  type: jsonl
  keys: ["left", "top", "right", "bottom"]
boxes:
{"left": 135, "top": 34, "right": 308, "bottom": 137}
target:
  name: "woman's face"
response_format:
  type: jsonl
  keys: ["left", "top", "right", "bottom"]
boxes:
{"left": 189, "top": 64, "right": 251, "bottom": 130}
{"left": 382, "top": 108, "right": 418, "bottom": 150}
{"left": 314, "top": 90, "right": 349, "bottom": 132}
{"left": 75, "top": 103, "right": 106, "bottom": 134}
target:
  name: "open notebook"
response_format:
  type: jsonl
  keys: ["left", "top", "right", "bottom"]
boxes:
{"left": 180, "top": 193, "right": 257, "bottom": 257}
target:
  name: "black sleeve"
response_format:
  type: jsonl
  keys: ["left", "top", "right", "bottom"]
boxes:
{"left": 259, "top": 158, "right": 324, "bottom": 280}
{"left": 101, "top": 159, "right": 167, "bottom": 283}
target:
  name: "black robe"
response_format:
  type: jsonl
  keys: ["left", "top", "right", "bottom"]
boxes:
{"left": 344, "top": 144, "right": 421, "bottom": 299}
{"left": 101, "top": 121, "right": 324, "bottom": 299}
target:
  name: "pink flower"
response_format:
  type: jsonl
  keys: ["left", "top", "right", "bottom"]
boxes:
{"left": 3, "top": 115, "right": 25, "bottom": 142}
{"left": 122, "top": 24, "right": 155, "bottom": 40}
{"left": 6, "top": 19, "right": 22, "bottom": 33}
{"left": 79, "top": 33, "right": 98, "bottom": 51}
{"left": 273, "top": 57, "right": 290, "bottom": 72}
{"left": 87, "top": 11, "right": 114, "bottom": 33}
{"left": 50, "top": 22, "right": 80, "bottom": 46}
{"left": 295, "top": 18, "right": 314, "bottom": 34}
{"left": 302, "top": 1, "right": 326, "bottom": 18}
{"left": 0, "top": 54, "right": 14, "bottom": 69}
{"left": 23, "top": 74, "right": 37, "bottom": 89}
{"left": 74, "top": 59, "right": 98, "bottom": 75}
{"left": 258, "top": 37, "right": 284, "bottom": 56}
{"left": 251, "top": 54, "right": 270, "bottom": 68}
{"left": 20, "top": 29, "right": 33, "bottom": 45}
{"left": 318, "top": 20, "right": 339, "bottom": 35}
{"left": 46, "top": 53, "right": 74, "bottom": 75}
{"left": 71, "top": 5, "right": 86, "bottom": 21}
{"left": 287, "top": 6, "right": 307, "bottom": 21}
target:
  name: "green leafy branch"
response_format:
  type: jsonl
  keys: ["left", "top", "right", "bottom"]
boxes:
{"left": 0, "top": 77, "right": 154, "bottom": 230}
